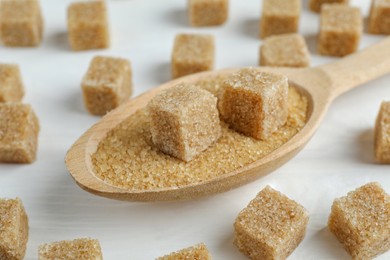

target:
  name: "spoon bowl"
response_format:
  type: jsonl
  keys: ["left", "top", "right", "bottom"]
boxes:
{"left": 66, "top": 38, "right": 390, "bottom": 201}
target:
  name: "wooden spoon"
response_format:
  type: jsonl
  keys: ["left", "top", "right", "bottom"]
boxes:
{"left": 66, "top": 38, "right": 390, "bottom": 201}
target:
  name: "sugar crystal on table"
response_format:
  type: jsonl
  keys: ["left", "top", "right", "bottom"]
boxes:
{"left": 218, "top": 68, "right": 288, "bottom": 140}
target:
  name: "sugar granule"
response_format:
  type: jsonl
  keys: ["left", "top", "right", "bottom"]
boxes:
{"left": 91, "top": 74, "right": 308, "bottom": 190}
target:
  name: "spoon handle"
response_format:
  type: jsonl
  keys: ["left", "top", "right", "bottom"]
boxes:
{"left": 318, "top": 37, "right": 390, "bottom": 99}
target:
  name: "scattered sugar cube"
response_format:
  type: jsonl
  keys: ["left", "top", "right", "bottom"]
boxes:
{"left": 67, "top": 1, "right": 110, "bottom": 51}
{"left": 0, "top": 0, "right": 44, "bottom": 47}
{"left": 369, "top": 0, "right": 390, "bottom": 34}
{"left": 0, "top": 64, "right": 24, "bottom": 102}
{"left": 218, "top": 68, "right": 288, "bottom": 140}
{"left": 260, "top": 34, "right": 310, "bottom": 68}
{"left": 318, "top": 4, "right": 362, "bottom": 57}
{"left": 156, "top": 243, "right": 211, "bottom": 260}
{"left": 234, "top": 186, "right": 309, "bottom": 260}
{"left": 375, "top": 101, "right": 390, "bottom": 163}
{"left": 147, "top": 84, "right": 221, "bottom": 162}
{"left": 328, "top": 182, "right": 390, "bottom": 259}
{"left": 82, "top": 56, "right": 132, "bottom": 116}
{"left": 188, "top": 0, "right": 228, "bottom": 27}
{"left": 260, "top": 0, "right": 301, "bottom": 39}
{"left": 172, "top": 34, "right": 215, "bottom": 79}
{"left": 0, "top": 103, "right": 40, "bottom": 163}
{"left": 309, "top": 0, "right": 349, "bottom": 13}
{"left": 0, "top": 198, "right": 29, "bottom": 260}
{"left": 39, "top": 238, "right": 103, "bottom": 260}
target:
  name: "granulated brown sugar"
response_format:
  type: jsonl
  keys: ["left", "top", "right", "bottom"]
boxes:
{"left": 260, "top": 34, "right": 310, "bottom": 68}
{"left": 156, "top": 243, "right": 211, "bottom": 260}
{"left": 0, "top": 64, "right": 24, "bottom": 102}
{"left": 39, "top": 238, "right": 102, "bottom": 260}
{"left": 188, "top": 0, "right": 228, "bottom": 27}
{"left": 234, "top": 186, "right": 309, "bottom": 259}
{"left": 67, "top": 1, "right": 109, "bottom": 51}
{"left": 328, "top": 182, "right": 390, "bottom": 259}
{"left": 368, "top": 0, "right": 390, "bottom": 34}
{"left": 0, "top": 0, "right": 44, "bottom": 47}
{"left": 82, "top": 56, "right": 132, "bottom": 116}
{"left": 375, "top": 101, "right": 390, "bottom": 163}
{"left": 218, "top": 68, "right": 288, "bottom": 140}
{"left": 260, "top": 0, "right": 301, "bottom": 39}
{"left": 0, "top": 198, "right": 29, "bottom": 260}
{"left": 309, "top": 0, "right": 349, "bottom": 13}
{"left": 91, "top": 75, "right": 308, "bottom": 191}
{"left": 0, "top": 103, "right": 40, "bottom": 163}
{"left": 171, "top": 34, "right": 215, "bottom": 79}
{"left": 318, "top": 4, "right": 362, "bottom": 57}
{"left": 148, "top": 84, "right": 221, "bottom": 162}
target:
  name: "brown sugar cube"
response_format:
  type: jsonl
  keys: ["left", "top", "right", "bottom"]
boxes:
{"left": 67, "top": 1, "right": 110, "bottom": 51}
{"left": 0, "top": 198, "right": 29, "bottom": 260}
{"left": 82, "top": 56, "right": 132, "bottom": 116}
{"left": 188, "top": 0, "right": 228, "bottom": 27}
{"left": 156, "top": 243, "right": 211, "bottom": 260}
{"left": 0, "top": 103, "right": 40, "bottom": 163}
{"left": 318, "top": 4, "right": 362, "bottom": 57}
{"left": 0, "top": 64, "right": 24, "bottom": 102}
{"left": 147, "top": 84, "right": 221, "bottom": 162}
{"left": 260, "top": 0, "right": 301, "bottom": 39}
{"left": 172, "top": 34, "right": 214, "bottom": 79}
{"left": 375, "top": 101, "right": 390, "bottom": 163}
{"left": 328, "top": 182, "right": 390, "bottom": 259}
{"left": 218, "top": 68, "right": 288, "bottom": 140}
{"left": 309, "top": 0, "right": 349, "bottom": 13}
{"left": 369, "top": 0, "right": 390, "bottom": 34}
{"left": 234, "top": 186, "right": 309, "bottom": 260}
{"left": 260, "top": 34, "right": 310, "bottom": 68}
{"left": 0, "top": 0, "right": 43, "bottom": 47}
{"left": 38, "top": 238, "right": 103, "bottom": 260}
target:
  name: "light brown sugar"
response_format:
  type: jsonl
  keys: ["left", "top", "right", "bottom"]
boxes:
{"left": 260, "top": 34, "right": 310, "bottom": 68}
{"left": 188, "top": 0, "right": 228, "bottom": 27}
{"left": 309, "top": 0, "right": 349, "bottom": 13}
{"left": 0, "top": 64, "right": 24, "bottom": 102}
{"left": 369, "top": 0, "right": 390, "bottom": 34}
{"left": 234, "top": 186, "right": 309, "bottom": 260}
{"left": 0, "top": 103, "right": 40, "bottom": 163}
{"left": 67, "top": 1, "right": 109, "bottom": 51}
{"left": 91, "top": 74, "right": 308, "bottom": 191}
{"left": 318, "top": 4, "right": 362, "bottom": 57}
{"left": 260, "top": 0, "right": 301, "bottom": 39}
{"left": 375, "top": 101, "right": 390, "bottom": 163}
{"left": 218, "top": 68, "right": 289, "bottom": 140}
{"left": 0, "top": 198, "right": 29, "bottom": 260}
{"left": 39, "top": 238, "right": 103, "bottom": 260}
{"left": 147, "top": 84, "right": 221, "bottom": 162}
{"left": 156, "top": 243, "right": 211, "bottom": 260}
{"left": 0, "top": 0, "right": 43, "bottom": 47}
{"left": 328, "top": 182, "right": 390, "bottom": 259}
{"left": 82, "top": 56, "right": 132, "bottom": 116}
{"left": 172, "top": 34, "right": 215, "bottom": 79}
